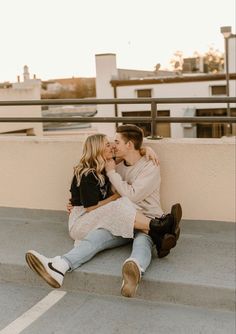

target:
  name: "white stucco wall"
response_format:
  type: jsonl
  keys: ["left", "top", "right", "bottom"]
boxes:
{"left": 0, "top": 136, "right": 235, "bottom": 222}
{"left": 95, "top": 54, "right": 118, "bottom": 136}
{"left": 228, "top": 36, "right": 236, "bottom": 73}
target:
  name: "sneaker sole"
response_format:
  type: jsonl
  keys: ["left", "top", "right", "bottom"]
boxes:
{"left": 121, "top": 261, "right": 141, "bottom": 298}
{"left": 25, "top": 252, "right": 61, "bottom": 288}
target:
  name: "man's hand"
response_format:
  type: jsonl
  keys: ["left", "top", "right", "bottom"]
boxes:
{"left": 140, "top": 146, "right": 159, "bottom": 166}
{"left": 105, "top": 159, "right": 116, "bottom": 173}
{"left": 66, "top": 201, "right": 73, "bottom": 214}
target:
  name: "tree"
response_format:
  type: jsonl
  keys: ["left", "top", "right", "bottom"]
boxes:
{"left": 41, "top": 78, "right": 96, "bottom": 99}
{"left": 170, "top": 50, "right": 184, "bottom": 73}
{"left": 203, "top": 47, "right": 224, "bottom": 73}
{"left": 169, "top": 47, "right": 224, "bottom": 74}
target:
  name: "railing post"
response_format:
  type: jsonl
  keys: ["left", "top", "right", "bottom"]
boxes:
{"left": 151, "top": 101, "right": 157, "bottom": 138}
{"left": 149, "top": 101, "right": 162, "bottom": 139}
{"left": 224, "top": 37, "right": 232, "bottom": 136}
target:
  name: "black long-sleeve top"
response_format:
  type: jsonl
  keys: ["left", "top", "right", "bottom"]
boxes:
{"left": 70, "top": 171, "right": 112, "bottom": 208}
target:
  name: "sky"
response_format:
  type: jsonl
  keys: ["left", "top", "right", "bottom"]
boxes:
{"left": 0, "top": 0, "right": 235, "bottom": 82}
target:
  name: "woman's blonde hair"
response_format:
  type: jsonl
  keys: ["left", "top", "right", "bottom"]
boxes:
{"left": 74, "top": 133, "right": 107, "bottom": 186}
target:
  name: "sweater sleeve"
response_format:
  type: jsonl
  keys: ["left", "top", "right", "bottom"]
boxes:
{"left": 79, "top": 173, "right": 100, "bottom": 208}
{"left": 107, "top": 163, "right": 160, "bottom": 203}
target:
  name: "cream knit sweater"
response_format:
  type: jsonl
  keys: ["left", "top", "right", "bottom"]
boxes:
{"left": 107, "top": 157, "right": 164, "bottom": 218}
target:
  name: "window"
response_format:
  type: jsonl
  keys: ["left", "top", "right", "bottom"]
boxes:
{"left": 211, "top": 85, "right": 226, "bottom": 95}
{"left": 136, "top": 89, "right": 152, "bottom": 98}
{"left": 122, "top": 110, "right": 170, "bottom": 137}
{"left": 196, "top": 108, "right": 236, "bottom": 138}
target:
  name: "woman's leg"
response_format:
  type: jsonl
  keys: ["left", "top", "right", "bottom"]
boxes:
{"left": 63, "top": 228, "right": 131, "bottom": 271}
{"left": 25, "top": 229, "right": 131, "bottom": 289}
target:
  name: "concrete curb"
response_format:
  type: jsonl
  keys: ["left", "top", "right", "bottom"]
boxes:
{"left": 0, "top": 262, "right": 234, "bottom": 311}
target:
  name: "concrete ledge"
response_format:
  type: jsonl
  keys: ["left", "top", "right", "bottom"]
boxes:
{"left": 0, "top": 208, "right": 235, "bottom": 311}
{"left": 0, "top": 136, "right": 235, "bottom": 221}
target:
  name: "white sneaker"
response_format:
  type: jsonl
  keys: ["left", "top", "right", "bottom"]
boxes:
{"left": 121, "top": 258, "right": 142, "bottom": 298}
{"left": 25, "top": 250, "right": 69, "bottom": 288}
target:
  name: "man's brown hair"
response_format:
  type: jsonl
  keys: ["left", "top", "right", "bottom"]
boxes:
{"left": 116, "top": 124, "right": 144, "bottom": 150}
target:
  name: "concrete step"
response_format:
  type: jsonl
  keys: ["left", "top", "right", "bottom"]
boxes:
{"left": 0, "top": 207, "right": 235, "bottom": 311}
{"left": 1, "top": 282, "right": 235, "bottom": 334}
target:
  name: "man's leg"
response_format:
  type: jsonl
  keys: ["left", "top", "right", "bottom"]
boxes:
{"left": 121, "top": 231, "right": 153, "bottom": 297}
{"left": 26, "top": 228, "right": 131, "bottom": 288}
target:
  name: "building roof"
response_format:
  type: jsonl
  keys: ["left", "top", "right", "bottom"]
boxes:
{"left": 110, "top": 73, "right": 236, "bottom": 87}
{"left": 43, "top": 77, "right": 95, "bottom": 85}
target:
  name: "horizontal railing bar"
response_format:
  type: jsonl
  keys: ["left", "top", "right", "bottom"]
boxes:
{"left": 146, "top": 117, "right": 236, "bottom": 123}
{"left": 0, "top": 97, "right": 236, "bottom": 106}
{"left": 0, "top": 117, "right": 235, "bottom": 123}
{"left": 0, "top": 117, "right": 150, "bottom": 123}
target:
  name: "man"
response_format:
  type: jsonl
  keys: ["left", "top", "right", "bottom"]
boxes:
{"left": 105, "top": 124, "right": 181, "bottom": 297}
{"left": 26, "top": 125, "right": 182, "bottom": 297}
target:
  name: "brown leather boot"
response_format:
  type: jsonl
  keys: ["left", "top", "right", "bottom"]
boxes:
{"left": 149, "top": 203, "right": 182, "bottom": 258}
{"left": 149, "top": 214, "right": 174, "bottom": 236}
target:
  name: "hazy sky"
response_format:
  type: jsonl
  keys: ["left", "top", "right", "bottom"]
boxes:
{"left": 0, "top": 0, "right": 235, "bottom": 82}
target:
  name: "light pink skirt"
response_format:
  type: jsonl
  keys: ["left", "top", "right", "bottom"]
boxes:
{"left": 68, "top": 196, "right": 137, "bottom": 242}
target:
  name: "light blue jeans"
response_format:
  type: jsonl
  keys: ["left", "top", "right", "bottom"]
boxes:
{"left": 62, "top": 228, "right": 154, "bottom": 274}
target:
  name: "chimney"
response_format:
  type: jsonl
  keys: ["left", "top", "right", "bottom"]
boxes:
{"left": 23, "top": 65, "right": 30, "bottom": 81}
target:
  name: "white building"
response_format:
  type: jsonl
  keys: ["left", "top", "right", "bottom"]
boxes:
{"left": 95, "top": 35, "right": 236, "bottom": 138}
{"left": 0, "top": 66, "right": 43, "bottom": 136}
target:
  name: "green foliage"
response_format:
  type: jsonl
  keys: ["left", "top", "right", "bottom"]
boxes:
{"left": 203, "top": 47, "right": 224, "bottom": 73}
{"left": 170, "top": 47, "right": 224, "bottom": 73}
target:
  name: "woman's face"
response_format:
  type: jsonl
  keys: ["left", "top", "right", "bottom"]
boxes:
{"left": 103, "top": 137, "right": 114, "bottom": 160}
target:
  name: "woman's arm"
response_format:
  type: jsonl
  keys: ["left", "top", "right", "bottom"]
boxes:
{"left": 66, "top": 200, "right": 73, "bottom": 214}
{"left": 85, "top": 192, "right": 120, "bottom": 212}
{"left": 140, "top": 146, "right": 159, "bottom": 166}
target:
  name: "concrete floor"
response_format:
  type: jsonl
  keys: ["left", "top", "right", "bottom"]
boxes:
{"left": 0, "top": 207, "right": 235, "bottom": 313}
{"left": 0, "top": 282, "right": 235, "bottom": 334}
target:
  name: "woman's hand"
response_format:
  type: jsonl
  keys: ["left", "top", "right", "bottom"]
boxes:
{"left": 140, "top": 146, "right": 159, "bottom": 166}
{"left": 66, "top": 201, "right": 73, "bottom": 214}
{"left": 105, "top": 159, "right": 116, "bottom": 173}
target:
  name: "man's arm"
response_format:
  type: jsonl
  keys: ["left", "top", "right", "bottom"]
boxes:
{"left": 106, "top": 160, "right": 160, "bottom": 203}
{"left": 114, "top": 147, "right": 159, "bottom": 166}
{"left": 85, "top": 192, "right": 120, "bottom": 212}
{"left": 67, "top": 192, "right": 121, "bottom": 214}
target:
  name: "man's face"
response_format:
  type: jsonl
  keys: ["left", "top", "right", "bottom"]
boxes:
{"left": 113, "top": 133, "right": 128, "bottom": 159}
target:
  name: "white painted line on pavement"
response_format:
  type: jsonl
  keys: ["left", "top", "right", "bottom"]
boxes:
{"left": 0, "top": 290, "right": 67, "bottom": 334}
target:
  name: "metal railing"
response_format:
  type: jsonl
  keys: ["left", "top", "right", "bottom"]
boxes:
{"left": 0, "top": 97, "right": 236, "bottom": 139}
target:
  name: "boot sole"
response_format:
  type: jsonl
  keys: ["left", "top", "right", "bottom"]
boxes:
{"left": 121, "top": 261, "right": 141, "bottom": 298}
{"left": 171, "top": 203, "right": 182, "bottom": 235}
{"left": 25, "top": 252, "right": 61, "bottom": 288}
{"left": 162, "top": 234, "right": 176, "bottom": 249}
{"left": 158, "top": 234, "right": 176, "bottom": 258}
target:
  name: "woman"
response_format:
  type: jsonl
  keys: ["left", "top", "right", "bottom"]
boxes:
{"left": 67, "top": 133, "right": 164, "bottom": 243}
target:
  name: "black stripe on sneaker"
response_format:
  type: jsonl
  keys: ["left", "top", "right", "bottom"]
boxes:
{"left": 48, "top": 262, "right": 65, "bottom": 277}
